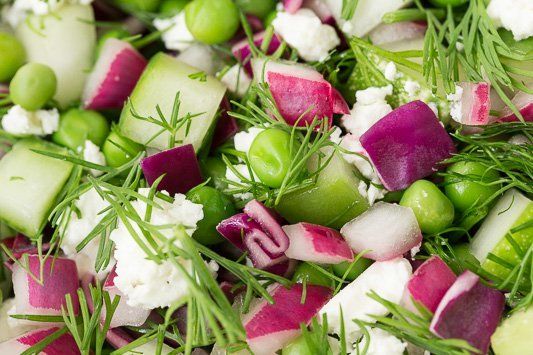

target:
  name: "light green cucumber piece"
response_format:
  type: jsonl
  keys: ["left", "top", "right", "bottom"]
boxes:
{"left": 276, "top": 149, "right": 369, "bottom": 229}
{"left": 470, "top": 189, "right": 533, "bottom": 281}
{"left": 491, "top": 307, "right": 533, "bottom": 355}
{"left": 16, "top": 5, "right": 97, "bottom": 107}
{"left": 0, "top": 139, "right": 73, "bottom": 238}
{"left": 119, "top": 53, "right": 226, "bottom": 151}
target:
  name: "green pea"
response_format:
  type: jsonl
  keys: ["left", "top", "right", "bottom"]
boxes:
{"left": 96, "top": 28, "right": 131, "bottom": 54}
{"left": 200, "top": 156, "right": 228, "bottom": 191}
{"left": 159, "top": 0, "right": 190, "bottom": 15}
{"left": 52, "top": 109, "right": 110, "bottom": 150}
{"left": 235, "top": 0, "right": 276, "bottom": 19}
{"left": 263, "top": 11, "right": 278, "bottom": 28}
{"left": 292, "top": 263, "right": 333, "bottom": 288}
{"left": 429, "top": 0, "right": 468, "bottom": 8}
{"left": 248, "top": 128, "right": 292, "bottom": 188}
{"left": 0, "top": 32, "right": 25, "bottom": 82}
{"left": 282, "top": 336, "right": 312, "bottom": 355}
{"left": 400, "top": 180, "right": 455, "bottom": 234}
{"left": 332, "top": 258, "right": 373, "bottom": 281}
{"left": 444, "top": 162, "right": 501, "bottom": 213}
{"left": 10, "top": 63, "right": 56, "bottom": 111}
{"left": 185, "top": 0, "right": 240, "bottom": 44}
{"left": 186, "top": 185, "right": 236, "bottom": 245}
{"left": 114, "top": 0, "right": 161, "bottom": 12}
{"left": 102, "top": 130, "right": 144, "bottom": 167}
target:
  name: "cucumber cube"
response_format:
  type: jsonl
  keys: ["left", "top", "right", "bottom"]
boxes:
{"left": 276, "top": 150, "right": 369, "bottom": 229}
{"left": 0, "top": 139, "right": 73, "bottom": 237}
{"left": 119, "top": 53, "right": 226, "bottom": 151}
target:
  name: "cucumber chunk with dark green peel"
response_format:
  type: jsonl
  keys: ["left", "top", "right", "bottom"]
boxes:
{"left": 119, "top": 53, "right": 226, "bottom": 151}
{"left": 0, "top": 139, "right": 73, "bottom": 237}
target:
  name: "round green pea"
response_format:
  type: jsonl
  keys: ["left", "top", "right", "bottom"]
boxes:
{"left": 429, "top": 0, "right": 468, "bottom": 8}
{"left": 52, "top": 109, "right": 110, "bottom": 150}
{"left": 0, "top": 32, "right": 25, "bottom": 82}
{"left": 200, "top": 156, "right": 228, "bottom": 191}
{"left": 292, "top": 263, "right": 333, "bottom": 288}
{"left": 185, "top": 0, "right": 240, "bottom": 44}
{"left": 235, "top": 0, "right": 276, "bottom": 19}
{"left": 248, "top": 128, "right": 292, "bottom": 188}
{"left": 102, "top": 130, "right": 144, "bottom": 167}
{"left": 263, "top": 10, "right": 278, "bottom": 28}
{"left": 332, "top": 258, "right": 373, "bottom": 281}
{"left": 282, "top": 336, "right": 312, "bottom": 355}
{"left": 159, "top": 0, "right": 190, "bottom": 15}
{"left": 186, "top": 185, "right": 236, "bottom": 245}
{"left": 115, "top": 0, "right": 161, "bottom": 12}
{"left": 400, "top": 180, "right": 455, "bottom": 234}
{"left": 10, "top": 63, "right": 57, "bottom": 111}
{"left": 444, "top": 162, "right": 501, "bottom": 213}
{"left": 96, "top": 28, "right": 131, "bottom": 54}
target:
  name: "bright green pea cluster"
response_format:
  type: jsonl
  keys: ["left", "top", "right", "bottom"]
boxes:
{"left": 185, "top": 0, "right": 240, "bottom": 44}
{"left": 0, "top": 32, "right": 25, "bottom": 82}
{"left": 235, "top": 0, "right": 277, "bottom": 19}
{"left": 159, "top": 0, "right": 191, "bottom": 15}
{"left": 52, "top": 109, "right": 110, "bottom": 150}
{"left": 10, "top": 63, "right": 57, "bottom": 111}
{"left": 102, "top": 130, "right": 144, "bottom": 168}
{"left": 292, "top": 263, "right": 333, "bottom": 288}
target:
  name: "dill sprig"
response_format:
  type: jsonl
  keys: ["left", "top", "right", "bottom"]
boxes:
{"left": 341, "top": 0, "right": 359, "bottom": 21}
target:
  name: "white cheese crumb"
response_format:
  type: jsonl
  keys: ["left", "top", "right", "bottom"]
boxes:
{"left": 329, "top": 126, "right": 343, "bottom": 145}
{"left": 220, "top": 65, "right": 252, "bottom": 98}
{"left": 272, "top": 9, "right": 340, "bottom": 62}
{"left": 383, "top": 62, "right": 398, "bottom": 81}
{"left": 83, "top": 140, "right": 106, "bottom": 177}
{"left": 339, "top": 134, "right": 377, "bottom": 181}
{"left": 60, "top": 188, "right": 115, "bottom": 280}
{"left": 446, "top": 84, "right": 463, "bottom": 123}
{"left": 487, "top": 0, "right": 533, "bottom": 41}
{"left": 110, "top": 189, "right": 204, "bottom": 310}
{"left": 358, "top": 328, "right": 408, "bottom": 355}
{"left": 3, "top": 0, "right": 93, "bottom": 28}
{"left": 357, "top": 180, "right": 386, "bottom": 206}
{"left": 1, "top": 105, "right": 58, "bottom": 136}
{"left": 153, "top": 12, "right": 194, "bottom": 51}
{"left": 225, "top": 164, "right": 255, "bottom": 201}
{"left": 233, "top": 127, "right": 264, "bottom": 154}
{"left": 508, "top": 134, "right": 530, "bottom": 145}
{"left": 403, "top": 80, "right": 421, "bottom": 99}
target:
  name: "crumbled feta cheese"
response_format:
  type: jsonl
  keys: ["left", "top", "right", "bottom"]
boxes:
{"left": 319, "top": 258, "right": 412, "bottom": 341}
{"left": 60, "top": 188, "right": 114, "bottom": 280}
{"left": 358, "top": 328, "right": 407, "bottom": 355}
{"left": 1, "top": 105, "right": 59, "bottom": 136}
{"left": 356, "top": 179, "right": 386, "bottom": 205}
{"left": 446, "top": 85, "right": 463, "bottom": 123}
{"left": 487, "top": 0, "right": 533, "bottom": 41}
{"left": 341, "top": 85, "right": 393, "bottom": 137}
{"left": 508, "top": 134, "right": 530, "bottom": 145}
{"left": 153, "top": 12, "right": 194, "bottom": 51}
{"left": 220, "top": 65, "right": 252, "bottom": 98}
{"left": 176, "top": 43, "right": 219, "bottom": 75}
{"left": 3, "top": 0, "right": 93, "bottom": 28}
{"left": 383, "top": 62, "right": 398, "bottom": 81}
{"left": 403, "top": 80, "right": 421, "bottom": 99}
{"left": 329, "top": 126, "right": 343, "bottom": 144}
{"left": 272, "top": 9, "right": 340, "bottom": 62}
{"left": 83, "top": 140, "right": 106, "bottom": 177}
{"left": 233, "top": 127, "right": 264, "bottom": 154}
{"left": 410, "top": 244, "right": 421, "bottom": 258}
{"left": 339, "top": 134, "right": 376, "bottom": 181}
{"left": 0, "top": 299, "right": 35, "bottom": 342}
{"left": 225, "top": 164, "right": 255, "bottom": 201}
{"left": 110, "top": 189, "right": 204, "bottom": 309}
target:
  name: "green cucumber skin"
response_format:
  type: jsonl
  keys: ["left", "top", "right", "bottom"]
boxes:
{"left": 276, "top": 151, "right": 369, "bottom": 229}
{"left": 0, "top": 139, "right": 73, "bottom": 238}
{"left": 119, "top": 53, "right": 226, "bottom": 152}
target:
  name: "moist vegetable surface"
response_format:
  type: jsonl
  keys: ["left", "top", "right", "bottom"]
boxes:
{"left": 0, "top": 0, "right": 531, "bottom": 354}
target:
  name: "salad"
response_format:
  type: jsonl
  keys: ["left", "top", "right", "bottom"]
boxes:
{"left": 0, "top": 0, "right": 531, "bottom": 354}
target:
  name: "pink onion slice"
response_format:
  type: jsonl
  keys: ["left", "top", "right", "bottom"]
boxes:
{"left": 403, "top": 256, "right": 456, "bottom": 313}
{"left": 360, "top": 100, "right": 456, "bottom": 191}
{"left": 141, "top": 144, "right": 203, "bottom": 195}
{"left": 106, "top": 327, "right": 135, "bottom": 349}
{"left": 243, "top": 283, "right": 332, "bottom": 355}
{"left": 452, "top": 82, "right": 491, "bottom": 126}
{"left": 216, "top": 213, "right": 255, "bottom": 250}
{"left": 12, "top": 255, "right": 79, "bottom": 317}
{"left": 103, "top": 268, "right": 150, "bottom": 329}
{"left": 283, "top": 0, "right": 304, "bottom": 14}
{"left": 430, "top": 270, "right": 505, "bottom": 353}
{"left": 232, "top": 31, "right": 282, "bottom": 76}
{"left": 332, "top": 87, "right": 350, "bottom": 114}
{"left": 497, "top": 91, "right": 533, "bottom": 122}
{"left": 1, "top": 234, "right": 50, "bottom": 265}
{"left": 283, "top": 222, "right": 353, "bottom": 264}
{"left": 369, "top": 21, "right": 427, "bottom": 46}
{"left": 243, "top": 200, "right": 290, "bottom": 255}
{"left": 340, "top": 202, "right": 422, "bottom": 261}
{"left": 0, "top": 327, "right": 80, "bottom": 354}
{"left": 82, "top": 38, "right": 147, "bottom": 110}
{"left": 243, "top": 229, "right": 289, "bottom": 269}
{"left": 211, "top": 98, "right": 239, "bottom": 149}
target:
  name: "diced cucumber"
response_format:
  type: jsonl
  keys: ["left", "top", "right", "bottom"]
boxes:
{"left": 0, "top": 139, "right": 73, "bottom": 238}
{"left": 470, "top": 189, "right": 533, "bottom": 281}
{"left": 276, "top": 150, "right": 369, "bottom": 229}
{"left": 491, "top": 306, "right": 533, "bottom": 355}
{"left": 15, "top": 5, "right": 97, "bottom": 107}
{"left": 119, "top": 53, "right": 226, "bottom": 151}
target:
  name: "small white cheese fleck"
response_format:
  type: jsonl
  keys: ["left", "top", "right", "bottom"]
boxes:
{"left": 272, "top": 9, "right": 340, "bottom": 62}
{"left": 508, "top": 134, "right": 530, "bottom": 145}
{"left": 1, "top": 105, "right": 59, "bottom": 136}
{"left": 403, "top": 80, "right": 421, "bottom": 99}
{"left": 358, "top": 328, "right": 407, "bottom": 355}
{"left": 3, "top": 0, "right": 93, "bottom": 28}
{"left": 487, "top": 0, "right": 533, "bottom": 41}
{"left": 83, "top": 140, "right": 107, "bottom": 177}
{"left": 446, "top": 84, "right": 463, "bottom": 123}
{"left": 383, "top": 62, "right": 398, "bottom": 81}
{"left": 233, "top": 127, "right": 264, "bottom": 154}
{"left": 153, "top": 12, "right": 194, "bottom": 51}
{"left": 225, "top": 164, "right": 255, "bottom": 201}
{"left": 220, "top": 65, "right": 252, "bottom": 98}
